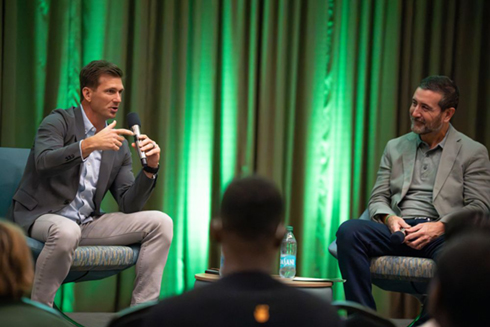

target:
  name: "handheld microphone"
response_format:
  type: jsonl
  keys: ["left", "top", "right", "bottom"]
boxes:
{"left": 127, "top": 112, "right": 147, "bottom": 167}
{"left": 391, "top": 228, "right": 406, "bottom": 245}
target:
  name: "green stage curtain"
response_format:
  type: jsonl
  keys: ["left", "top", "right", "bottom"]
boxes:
{"left": 1, "top": 0, "right": 489, "bottom": 319}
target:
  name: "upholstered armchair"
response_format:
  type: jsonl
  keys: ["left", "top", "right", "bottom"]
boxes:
{"left": 0, "top": 147, "right": 140, "bottom": 286}
{"left": 329, "top": 210, "right": 436, "bottom": 325}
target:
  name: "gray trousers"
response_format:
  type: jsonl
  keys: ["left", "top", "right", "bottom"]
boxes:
{"left": 30, "top": 211, "right": 173, "bottom": 307}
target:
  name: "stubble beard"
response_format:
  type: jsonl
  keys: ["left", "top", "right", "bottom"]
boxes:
{"left": 411, "top": 117, "right": 443, "bottom": 135}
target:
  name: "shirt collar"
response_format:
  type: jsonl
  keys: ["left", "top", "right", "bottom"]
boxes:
{"left": 416, "top": 124, "right": 451, "bottom": 150}
{"left": 80, "top": 104, "right": 107, "bottom": 136}
{"left": 80, "top": 104, "right": 96, "bottom": 136}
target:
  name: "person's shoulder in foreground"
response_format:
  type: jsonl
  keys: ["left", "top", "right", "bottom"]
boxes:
{"left": 144, "top": 271, "right": 342, "bottom": 327}
{"left": 427, "top": 211, "right": 490, "bottom": 327}
{"left": 0, "top": 298, "right": 74, "bottom": 327}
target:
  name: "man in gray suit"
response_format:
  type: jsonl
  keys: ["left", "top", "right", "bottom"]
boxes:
{"left": 9, "top": 60, "right": 173, "bottom": 307}
{"left": 336, "top": 76, "right": 490, "bottom": 314}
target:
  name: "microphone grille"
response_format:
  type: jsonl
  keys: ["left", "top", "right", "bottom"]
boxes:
{"left": 127, "top": 112, "right": 141, "bottom": 128}
{"left": 390, "top": 231, "right": 405, "bottom": 245}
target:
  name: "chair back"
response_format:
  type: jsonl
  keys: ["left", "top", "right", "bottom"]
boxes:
{"left": 107, "top": 301, "right": 157, "bottom": 327}
{"left": 333, "top": 301, "right": 397, "bottom": 327}
{"left": 0, "top": 147, "right": 30, "bottom": 218}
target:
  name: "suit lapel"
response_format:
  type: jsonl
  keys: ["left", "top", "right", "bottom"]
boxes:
{"left": 401, "top": 133, "right": 418, "bottom": 199}
{"left": 74, "top": 107, "right": 86, "bottom": 180}
{"left": 74, "top": 106, "right": 86, "bottom": 142}
{"left": 433, "top": 126, "right": 461, "bottom": 200}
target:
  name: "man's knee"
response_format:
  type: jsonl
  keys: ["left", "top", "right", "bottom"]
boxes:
{"left": 47, "top": 223, "right": 81, "bottom": 252}
{"left": 337, "top": 219, "right": 364, "bottom": 245}
{"left": 145, "top": 211, "right": 173, "bottom": 244}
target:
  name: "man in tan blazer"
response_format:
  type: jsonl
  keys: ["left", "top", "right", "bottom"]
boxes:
{"left": 336, "top": 76, "right": 490, "bottom": 316}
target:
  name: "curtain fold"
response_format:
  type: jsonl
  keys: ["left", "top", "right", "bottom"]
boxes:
{"left": 1, "top": 0, "right": 489, "bottom": 318}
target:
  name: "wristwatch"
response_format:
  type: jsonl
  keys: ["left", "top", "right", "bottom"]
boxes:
{"left": 143, "top": 165, "right": 159, "bottom": 174}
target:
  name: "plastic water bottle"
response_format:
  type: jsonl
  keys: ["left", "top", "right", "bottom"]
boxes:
{"left": 279, "top": 226, "right": 297, "bottom": 279}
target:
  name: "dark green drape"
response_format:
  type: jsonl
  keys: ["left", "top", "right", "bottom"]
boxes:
{"left": 1, "top": 0, "right": 489, "bottom": 319}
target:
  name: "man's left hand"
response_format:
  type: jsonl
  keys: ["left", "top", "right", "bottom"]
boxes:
{"left": 404, "top": 221, "right": 444, "bottom": 250}
{"left": 132, "top": 134, "right": 160, "bottom": 178}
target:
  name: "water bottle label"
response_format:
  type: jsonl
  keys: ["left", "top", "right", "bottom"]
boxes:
{"left": 280, "top": 255, "right": 296, "bottom": 268}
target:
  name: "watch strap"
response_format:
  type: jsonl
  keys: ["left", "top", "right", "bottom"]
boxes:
{"left": 143, "top": 165, "right": 159, "bottom": 174}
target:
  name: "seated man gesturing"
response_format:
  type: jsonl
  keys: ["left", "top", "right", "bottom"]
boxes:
{"left": 9, "top": 60, "right": 173, "bottom": 307}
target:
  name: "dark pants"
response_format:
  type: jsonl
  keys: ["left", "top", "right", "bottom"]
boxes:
{"left": 336, "top": 218, "right": 444, "bottom": 310}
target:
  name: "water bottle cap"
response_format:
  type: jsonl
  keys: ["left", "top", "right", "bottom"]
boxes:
{"left": 287, "top": 226, "right": 293, "bottom": 231}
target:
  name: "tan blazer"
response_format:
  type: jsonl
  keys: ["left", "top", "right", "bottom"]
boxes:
{"left": 369, "top": 125, "right": 490, "bottom": 222}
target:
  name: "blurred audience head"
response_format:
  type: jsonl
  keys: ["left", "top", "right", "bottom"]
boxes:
{"left": 444, "top": 210, "right": 490, "bottom": 241}
{"left": 0, "top": 220, "right": 33, "bottom": 300}
{"left": 429, "top": 211, "right": 490, "bottom": 327}
{"left": 212, "top": 175, "right": 285, "bottom": 248}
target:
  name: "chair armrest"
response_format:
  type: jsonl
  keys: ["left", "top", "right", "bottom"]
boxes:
{"left": 359, "top": 209, "right": 370, "bottom": 220}
{"left": 27, "top": 236, "right": 45, "bottom": 261}
{"left": 328, "top": 240, "right": 338, "bottom": 258}
{"left": 108, "top": 301, "right": 157, "bottom": 327}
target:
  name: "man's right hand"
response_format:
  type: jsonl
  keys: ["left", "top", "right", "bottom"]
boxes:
{"left": 385, "top": 215, "right": 410, "bottom": 234}
{"left": 81, "top": 120, "right": 134, "bottom": 158}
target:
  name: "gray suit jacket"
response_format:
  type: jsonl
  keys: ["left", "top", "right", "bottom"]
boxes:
{"left": 369, "top": 125, "right": 490, "bottom": 223}
{"left": 9, "top": 106, "right": 156, "bottom": 232}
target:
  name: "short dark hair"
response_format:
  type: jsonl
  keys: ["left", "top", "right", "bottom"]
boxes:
{"left": 79, "top": 60, "right": 123, "bottom": 101}
{"left": 434, "top": 231, "right": 490, "bottom": 326}
{"left": 419, "top": 75, "right": 459, "bottom": 111}
{"left": 220, "top": 176, "right": 284, "bottom": 240}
